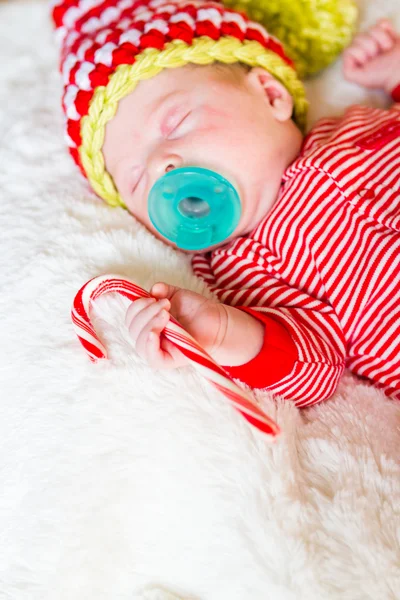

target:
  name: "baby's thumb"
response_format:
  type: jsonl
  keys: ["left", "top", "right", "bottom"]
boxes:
{"left": 151, "top": 282, "right": 180, "bottom": 300}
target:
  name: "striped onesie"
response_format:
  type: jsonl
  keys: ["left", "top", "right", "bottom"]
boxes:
{"left": 192, "top": 102, "right": 400, "bottom": 407}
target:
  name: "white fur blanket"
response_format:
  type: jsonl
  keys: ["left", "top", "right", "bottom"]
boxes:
{"left": 1, "top": 2, "right": 400, "bottom": 599}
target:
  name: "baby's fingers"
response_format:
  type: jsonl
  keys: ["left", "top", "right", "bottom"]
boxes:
{"left": 369, "top": 20, "right": 397, "bottom": 52}
{"left": 346, "top": 34, "right": 379, "bottom": 66}
{"left": 136, "top": 310, "right": 187, "bottom": 369}
{"left": 374, "top": 19, "right": 397, "bottom": 39}
{"left": 346, "top": 21, "right": 396, "bottom": 67}
{"left": 146, "top": 333, "right": 188, "bottom": 370}
{"left": 125, "top": 297, "right": 155, "bottom": 329}
{"left": 135, "top": 307, "right": 169, "bottom": 360}
{"left": 126, "top": 297, "right": 170, "bottom": 340}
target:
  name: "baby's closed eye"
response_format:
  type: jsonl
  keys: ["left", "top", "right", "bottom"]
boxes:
{"left": 162, "top": 107, "right": 193, "bottom": 139}
{"left": 130, "top": 165, "right": 145, "bottom": 194}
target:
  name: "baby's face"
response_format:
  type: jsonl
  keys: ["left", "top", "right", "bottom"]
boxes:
{"left": 102, "top": 63, "right": 303, "bottom": 253}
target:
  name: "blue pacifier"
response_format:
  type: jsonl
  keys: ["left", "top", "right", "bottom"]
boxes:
{"left": 148, "top": 166, "right": 241, "bottom": 251}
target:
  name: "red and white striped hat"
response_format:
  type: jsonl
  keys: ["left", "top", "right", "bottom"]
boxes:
{"left": 50, "top": 0, "right": 353, "bottom": 208}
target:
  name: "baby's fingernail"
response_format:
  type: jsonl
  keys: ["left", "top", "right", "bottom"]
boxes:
{"left": 159, "top": 299, "right": 170, "bottom": 308}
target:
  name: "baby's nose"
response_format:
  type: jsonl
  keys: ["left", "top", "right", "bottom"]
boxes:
{"left": 149, "top": 153, "right": 183, "bottom": 179}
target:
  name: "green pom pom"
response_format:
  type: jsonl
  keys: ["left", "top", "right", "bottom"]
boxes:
{"left": 222, "top": 0, "right": 358, "bottom": 78}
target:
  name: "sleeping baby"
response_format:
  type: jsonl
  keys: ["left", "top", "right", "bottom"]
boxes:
{"left": 52, "top": 0, "right": 400, "bottom": 406}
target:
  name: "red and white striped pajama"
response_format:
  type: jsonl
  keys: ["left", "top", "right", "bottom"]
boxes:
{"left": 192, "top": 100, "right": 400, "bottom": 406}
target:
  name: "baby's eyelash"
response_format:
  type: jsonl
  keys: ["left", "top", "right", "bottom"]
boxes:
{"left": 162, "top": 106, "right": 191, "bottom": 137}
{"left": 130, "top": 167, "right": 144, "bottom": 195}
{"left": 168, "top": 113, "right": 191, "bottom": 138}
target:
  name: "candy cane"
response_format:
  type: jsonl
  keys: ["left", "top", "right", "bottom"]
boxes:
{"left": 71, "top": 275, "right": 280, "bottom": 439}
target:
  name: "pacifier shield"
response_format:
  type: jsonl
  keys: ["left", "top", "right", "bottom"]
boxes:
{"left": 148, "top": 166, "right": 241, "bottom": 251}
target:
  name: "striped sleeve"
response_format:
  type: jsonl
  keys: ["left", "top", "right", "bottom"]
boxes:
{"left": 192, "top": 170, "right": 348, "bottom": 407}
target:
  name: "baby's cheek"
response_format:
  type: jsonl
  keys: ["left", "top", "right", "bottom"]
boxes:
{"left": 125, "top": 202, "right": 176, "bottom": 247}
{"left": 125, "top": 201, "right": 147, "bottom": 228}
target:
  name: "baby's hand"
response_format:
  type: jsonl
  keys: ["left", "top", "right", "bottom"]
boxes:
{"left": 125, "top": 282, "right": 227, "bottom": 369}
{"left": 342, "top": 19, "right": 400, "bottom": 94}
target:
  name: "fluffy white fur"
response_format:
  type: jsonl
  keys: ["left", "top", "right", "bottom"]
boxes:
{"left": 1, "top": 1, "right": 400, "bottom": 599}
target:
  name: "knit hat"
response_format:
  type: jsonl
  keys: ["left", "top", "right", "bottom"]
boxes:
{"left": 51, "top": 0, "right": 357, "bottom": 208}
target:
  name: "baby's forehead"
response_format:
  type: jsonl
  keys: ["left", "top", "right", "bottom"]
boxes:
{"left": 131, "top": 62, "right": 247, "bottom": 101}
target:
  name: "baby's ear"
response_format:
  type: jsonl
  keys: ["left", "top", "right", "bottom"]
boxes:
{"left": 246, "top": 67, "right": 294, "bottom": 122}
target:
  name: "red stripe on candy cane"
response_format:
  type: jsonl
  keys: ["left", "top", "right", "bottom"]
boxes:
{"left": 71, "top": 274, "right": 280, "bottom": 439}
